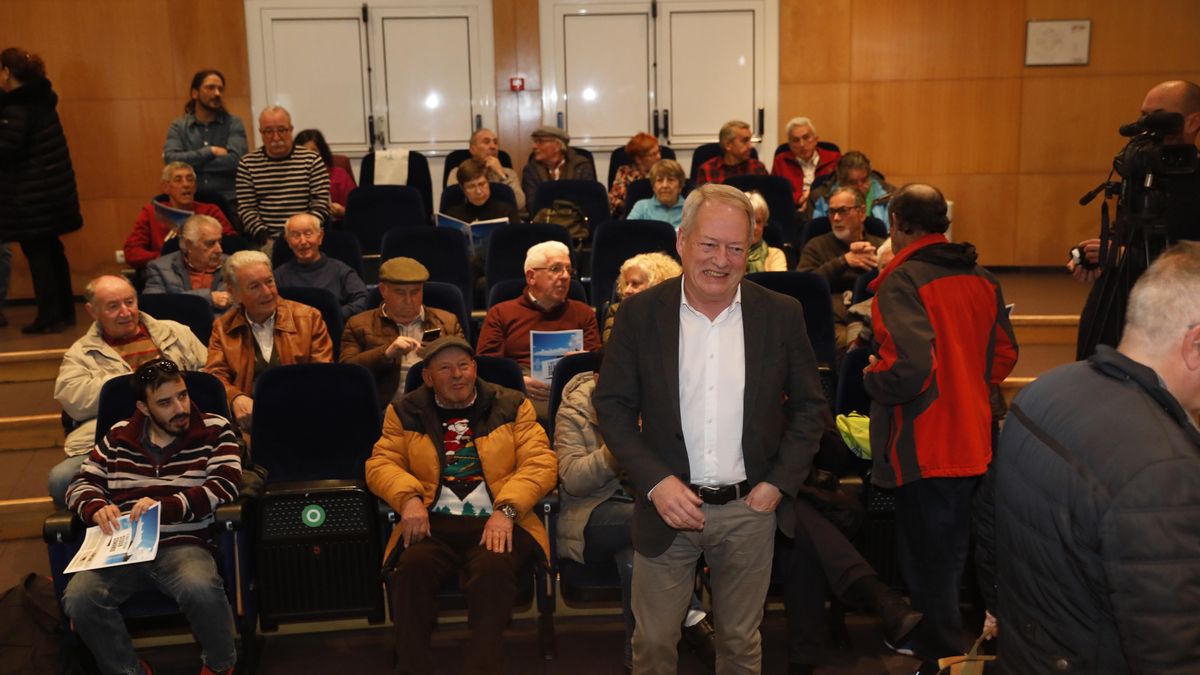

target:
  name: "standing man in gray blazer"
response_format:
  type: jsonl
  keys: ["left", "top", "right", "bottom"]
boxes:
{"left": 143, "top": 214, "right": 231, "bottom": 311}
{"left": 595, "top": 183, "right": 827, "bottom": 675}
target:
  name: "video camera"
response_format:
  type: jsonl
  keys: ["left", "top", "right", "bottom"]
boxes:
{"left": 1077, "top": 111, "right": 1199, "bottom": 268}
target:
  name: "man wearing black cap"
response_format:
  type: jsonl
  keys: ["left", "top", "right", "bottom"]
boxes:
{"left": 340, "top": 257, "right": 463, "bottom": 406}
{"left": 521, "top": 125, "right": 596, "bottom": 209}
{"left": 366, "top": 336, "right": 557, "bottom": 675}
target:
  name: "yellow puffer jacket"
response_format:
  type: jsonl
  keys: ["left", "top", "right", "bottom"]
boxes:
{"left": 365, "top": 379, "right": 557, "bottom": 563}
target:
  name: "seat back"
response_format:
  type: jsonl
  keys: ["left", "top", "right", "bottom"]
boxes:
{"left": 851, "top": 268, "right": 879, "bottom": 305}
{"left": 836, "top": 347, "right": 873, "bottom": 416}
{"left": 744, "top": 271, "right": 837, "bottom": 366}
{"left": 93, "top": 371, "right": 230, "bottom": 446}
{"left": 689, "top": 142, "right": 758, "bottom": 179}
{"left": 529, "top": 179, "right": 611, "bottom": 235}
{"left": 438, "top": 182, "right": 517, "bottom": 213}
{"left": 800, "top": 216, "right": 889, "bottom": 249}
{"left": 137, "top": 293, "right": 216, "bottom": 345}
{"left": 404, "top": 355, "right": 527, "bottom": 394}
{"left": 277, "top": 286, "right": 344, "bottom": 360}
{"left": 724, "top": 174, "right": 797, "bottom": 243}
{"left": 589, "top": 220, "right": 679, "bottom": 306}
{"left": 606, "top": 144, "right": 677, "bottom": 188}
{"left": 271, "top": 228, "right": 365, "bottom": 278}
{"left": 484, "top": 223, "right": 575, "bottom": 298}
{"left": 380, "top": 227, "right": 474, "bottom": 315}
{"left": 251, "top": 363, "right": 381, "bottom": 483}
{"left": 487, "top": 278, "right": 587, "bottom": 309}
{"left": 343, "top": 185, "right": 428, "bottom": 255}
{"left": 358, "top": 149, "right": 433, "bottom": 219}
{"left": 547, "top": 351, "right": 599, "bottom": 441}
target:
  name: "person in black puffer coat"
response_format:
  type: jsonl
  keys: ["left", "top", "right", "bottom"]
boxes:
{"left": 0, "top": 48, "right": 82, "bottom": 333}
{"left": 977, "top": 242, "right": 1200, "bottom": 674}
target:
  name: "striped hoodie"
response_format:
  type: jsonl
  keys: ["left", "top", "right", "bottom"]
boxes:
{"left": 66, "top": 407, "right": 241, "bottom": 548}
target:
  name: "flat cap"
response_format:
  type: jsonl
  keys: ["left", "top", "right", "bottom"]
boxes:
{"left": 378, "top": 257, "right": 429, "bottom": 284}
{"left": 531, "top": 125, "right": 569, "bottom": 144}
{"left": 419, "top": 335, "right": 474, "bottom": 363}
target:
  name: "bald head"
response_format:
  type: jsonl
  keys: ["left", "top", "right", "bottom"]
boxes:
{"left": 84, "top": 275, "right": 140, "bottom": 340}
{"left": 1141, "top": 80, "right": 1200, "bottom": 144}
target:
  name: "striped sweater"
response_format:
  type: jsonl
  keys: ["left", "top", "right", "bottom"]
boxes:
{"left": 235, "top": 146, "right": 331, "bottom": 242}
{"left": 66, "top": 408, "right": 242, "bottom": 548}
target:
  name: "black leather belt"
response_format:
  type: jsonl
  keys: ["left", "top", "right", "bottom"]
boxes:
{"left": 688, "top": 481, "right": 750, "bottom": 505}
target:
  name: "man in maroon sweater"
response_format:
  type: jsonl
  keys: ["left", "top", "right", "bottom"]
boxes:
{"left": 476, "top": 240, "right": 600, "bottom": 422}
{"left": 63, "top": 358, "right": 241, "bottom": 675}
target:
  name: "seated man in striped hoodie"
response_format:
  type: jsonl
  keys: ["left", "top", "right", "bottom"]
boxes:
{"left": 62, "top": 358, "right": 242, "bottom": 675}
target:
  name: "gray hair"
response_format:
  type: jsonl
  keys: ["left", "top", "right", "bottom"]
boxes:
{"left": 784, "top": 116, "right": 817, "bottom": 137}
{"left": 718, "top": 120, "right": 751, "bottom": 146}
{"left": 284, "top": 212, "right": 321, "bottom": 236}
{"left": 524, "top": 240, "right": 570, "bottom": 272}
{"left": 618, "top": 252, "right": 682, "bottom": 298}
{"left": 1123, "top": 241, "right": 1200, "bottom": 353}
{"left": 161, "top": 161, "right": 195, "bottom": 182}
{"left": 180, "top": 214, "right": 222, "bottom": 246}
{"left": 746, "top": 191, "right": 769, "bottom": 221}
{"left": 222, "top": 250, "right": 272, "bottom": 289}
{"left": 84, "top": 275, "right": 134, "bottom": 307}
{"left": 258, "top": 105, "right": 292, "bottom": 124}
{"left": 829, "top": 185, "right": 866, "bottom": 207}
{"left": 679, "top": 183, "right": 755, "bottom": 243}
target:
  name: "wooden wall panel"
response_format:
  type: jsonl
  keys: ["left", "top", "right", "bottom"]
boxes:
{"left": 166, "top": 0, "right": 251, "bottom": 98}
{"left": 1015, "top": 173, "right": 1112, "bottom": 266}
{"left": 778, "top": 83, "right": 850, "bottom": 149}
{"left": 1024, "top": 0, "right": 1200, "bottom": 76}
{"left": 779, "top": 0, "right": 851, "bottom": 83}
{"left": 850, "top": 1, "right": 1024, "bottom": 81}
{"left": 851, "top": 79, "right": 1022, "bottom": 176}
{"left": 887, "top": 174, "right": 1019, "bottom": 266}
{"left": 1020, "top": 73, "right": 1200, "bottom": 173}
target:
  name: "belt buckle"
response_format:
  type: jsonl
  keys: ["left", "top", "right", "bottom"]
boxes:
{"left": 697, "top": 485, "right": 721, "bottom": 498}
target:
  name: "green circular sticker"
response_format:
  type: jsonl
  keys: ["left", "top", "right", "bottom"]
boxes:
{"left": 301, "top": 504, "right": 326, "bottom": 528}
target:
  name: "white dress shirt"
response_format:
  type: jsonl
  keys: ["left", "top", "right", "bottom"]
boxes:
{"left": 798, "top": 151, "right": 819, "bottom": 193}
{"left": 678, "top": 278, "right": 746, "bottom": 486}
{"left": 247, "top": 311, "right": 276, "bottom": 362}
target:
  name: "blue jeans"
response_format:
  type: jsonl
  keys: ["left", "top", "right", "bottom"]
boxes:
{"left": 63, "top": 544, "right": 236, "bottom": 675}
{"left": 49, "top": 455, "right": 87, "bottom": 506}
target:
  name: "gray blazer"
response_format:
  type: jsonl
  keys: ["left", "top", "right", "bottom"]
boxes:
{"left": 143, "top": 251, "right": 228, "bottom": 307}
{"left": 593, "top": 278, "right": 827, "bottom": 557}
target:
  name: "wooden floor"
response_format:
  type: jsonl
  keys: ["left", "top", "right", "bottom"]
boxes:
{"left": 0, "top": 268, "right": 1083, "bottom": 671}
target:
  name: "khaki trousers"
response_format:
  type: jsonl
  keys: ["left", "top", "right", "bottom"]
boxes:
{"left": 632, "top": 498, "right": 777, "bottom": 675}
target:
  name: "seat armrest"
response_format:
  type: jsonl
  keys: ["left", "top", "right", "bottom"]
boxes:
{"left": 537, "top": 491, "right": 560, "bottom": 515}
{"left": 214, "top": 496, "right": 252, "bottom": 532}
{"left": 43, "top": 509, "right": 82, "bottom": 544}
{"left": 378, "top": 498, "right": 397, "bottom": 524}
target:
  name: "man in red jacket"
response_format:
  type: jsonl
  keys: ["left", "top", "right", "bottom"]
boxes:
{"left": 771, "top": 117, "right": 840, "bottom": 210}
{"left": 123, "top": 162, "right": 234, "bottom": 270}
{"left": 864, "top": 184, "right": 1017, "bottom": 674}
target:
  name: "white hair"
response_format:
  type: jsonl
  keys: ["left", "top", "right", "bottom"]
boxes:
{"left": 746, "top": 191, "right": 769, "bottom": 220}
{"left": 785, "top": 116, "right": 817, "bottom": 137}
{"left": 1123, "top": 242, "right": 1200, "bottom": 354}
{"left": 524, "top": 240, "right": 571, "bottom": 272}
{"left": 679, "top": 183, "right": 755, "bottom": 243}
{"left": 222, "top": 250, "right": 271, "bottom": 289}
{"left": 284, "top": 212, "right": 321, "bottom": 236}
{"left": 161, "top": 161, "right": 194, "bottom": 182}
{"left": 180, "top": 214, "right": 221, "bottom": 245}
{"left": 258, "top": 105, "right": 291, "bottom": 124}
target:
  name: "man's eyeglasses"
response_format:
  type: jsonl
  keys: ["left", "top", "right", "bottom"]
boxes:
{"left": 531, "top": 264, "right": 574, "bottom": 277}
{"left": 260, "top": 127, "right": 292, "bottom": 137}
{"left": 136, "top": 358, "right": 180, "bottom": 382}
{"left": 828, "top": 206, "right": 863, "bottom": 218}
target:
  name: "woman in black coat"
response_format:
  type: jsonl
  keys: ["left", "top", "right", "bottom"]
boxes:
{"left": 0, "top": 48, "right": 82, "bottom": 333}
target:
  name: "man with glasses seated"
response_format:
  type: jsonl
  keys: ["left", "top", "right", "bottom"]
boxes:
{"left": 476, "top": 240, "right": 601, "bottom": 424}
{"left": 798, "top": 186, "right": 887, "bottom": 353}
{"left": 63, "top": 357, "right": 242, "bottom": 675}
{"left": 234, "top": 105, "right": 330, "bottom": 248}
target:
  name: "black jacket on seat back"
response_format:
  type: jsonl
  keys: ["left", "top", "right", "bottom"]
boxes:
{"left": 980, "top": 345, "right": 1200, "bottom": 673}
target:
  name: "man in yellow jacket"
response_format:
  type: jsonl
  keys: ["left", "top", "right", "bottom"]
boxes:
{"left": 366, "top": 336, "right": 557, "bottom": 675}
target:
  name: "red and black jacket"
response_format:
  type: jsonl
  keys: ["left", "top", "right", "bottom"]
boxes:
{"left": 864, "top": 234, "right": 1017, "bottom": 487}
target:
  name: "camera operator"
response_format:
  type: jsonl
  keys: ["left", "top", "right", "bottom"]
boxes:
{"left": 1072, "top": 80, "right": 1200, "bottom": 358}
